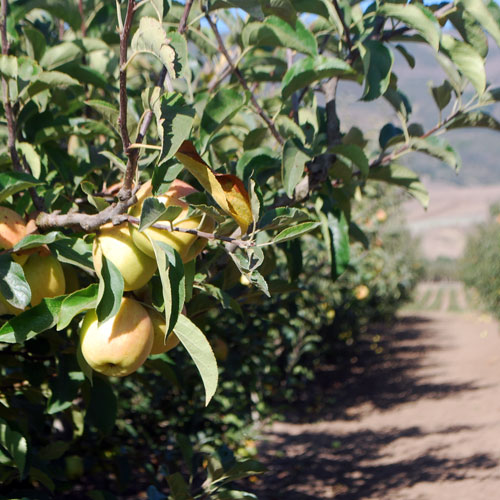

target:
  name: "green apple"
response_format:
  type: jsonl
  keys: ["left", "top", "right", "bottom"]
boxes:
{"left": 80, "top": 297, "right": 154, "bottom": 377}
{"left": 23, "top": 253, "right": 66, "bottom": 306}
{"left": 93, "top": 222, "right": 157, "bottom": 291}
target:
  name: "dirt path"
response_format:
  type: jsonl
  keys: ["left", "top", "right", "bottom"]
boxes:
{"left": 250, "top": 310, "right": 500, "bottom": 499}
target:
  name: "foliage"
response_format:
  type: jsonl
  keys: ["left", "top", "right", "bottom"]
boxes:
{"left": 0, "top": 0, "right": 499, "bottom": 497}
{"left": 460, "top": 210, "right": 500, "bottom": 317}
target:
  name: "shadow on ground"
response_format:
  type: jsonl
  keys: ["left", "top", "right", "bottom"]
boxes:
{"left": 247, "top": 315, "right": 496, "bottom": 499}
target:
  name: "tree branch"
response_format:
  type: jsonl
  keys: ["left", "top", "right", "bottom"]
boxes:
{"left": 126, "top": 216, "right": 253, "bottom": 248}
{"left": 117, "top": 0, "right": 136, "bottom": 201}
{"left": 331, "top": 0, "right": 353, "bottom": 55}
{"left": 78, "top": 0, "right": 87, "bottom": 37}
{"left": 204, "top": 11, "right": 285, "bottom": 145}
{"left": 179, "top": 0, "right": 195, "bottom": 34}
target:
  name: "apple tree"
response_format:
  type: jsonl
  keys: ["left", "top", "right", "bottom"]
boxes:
{"left": 0, "top": 0, "right": 500, "bottom": 497}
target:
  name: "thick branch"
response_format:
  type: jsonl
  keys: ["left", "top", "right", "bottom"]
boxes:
{"left": 36, "top": 197, "right": 139, "bottom": 232}
{"left": 179, "top": 0, "right": 194, "bottom": 34}
{"left": 204, "top": 12, "right": 284, "bottom": 145}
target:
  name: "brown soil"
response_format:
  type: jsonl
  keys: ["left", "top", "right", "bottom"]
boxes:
{"left": 250, "top": 311, "right": 500, "bottom": 499}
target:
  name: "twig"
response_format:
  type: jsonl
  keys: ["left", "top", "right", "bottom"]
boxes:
{"left": 204, "top": 11, "right": 284, "bottom": 145}
{"left": 179, "top": 0, "right": 195, "bottom": 34}
{"left": 117, "top": 0, "right": 136, "bottom": 202}
{"left": 331, "top": 0, "right": 353, "bottom": 55}
{"left": 78, "top": 0, "right": 87, "bottom": 37}
{"left": 126, "top": 216, "right": 253, "bottom": 248}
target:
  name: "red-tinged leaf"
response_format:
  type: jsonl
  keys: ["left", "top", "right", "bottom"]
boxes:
{"left": 215, "top": 174, "right": 253, "bottom": 234}
{"left": 175, "top": 141, "right": 253, "bottom": 232}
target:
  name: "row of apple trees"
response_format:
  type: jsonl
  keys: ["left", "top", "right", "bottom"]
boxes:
{"left": 1, "top": 0, "right": 500, "bottom": 498}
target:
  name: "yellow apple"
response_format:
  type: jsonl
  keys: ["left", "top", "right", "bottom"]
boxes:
{"left": 23, "top": 253, "right": 66, "bottom": 306}
{"left": 0, "top": 206, "right": 29, "bottom": 265}
{"left": 0, "top": 293, "right": 23, "bottom": 315}
{"left": 93, "top": 222, "right": 157, "bottom": 292}
{"left": 148, "top": 308, "right": 180, "bottom": 355}
{"left": 212, "top": 337, "right": 228, "bottom": 362}
{"left": 129, "top": 180, "right": 215, "bottom": 263}
{"left": 354, "top": 284, "right": 370, "bottom": 301}
{"left": 80, "top": 297, "right": 154, "bottom": 377}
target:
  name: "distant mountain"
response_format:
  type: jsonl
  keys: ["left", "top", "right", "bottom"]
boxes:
{"left": 335, "top": 38, "right": 500, "bottom": 186}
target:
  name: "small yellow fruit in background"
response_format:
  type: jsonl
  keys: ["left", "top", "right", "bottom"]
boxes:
{"left": 148, "top": 308, "right": 180, "bottom": 355}
{"left": 129, "top": 180, "right": 214, "bottom": 263}
{"left": 0, "top": 206, "right": 29, "bottom": 265}
{"left": 354, "top": 284, "right": 370, "bottom": 301}
{"left": 239, "top": 274, "right": 251, "bottom": 286}
{"left": 93, "top": 223, "right": 157, "bottom": 291}
{"left": 212, "top": 337, "right": 228, "bottom": 362}
{"left": 375, "top": 208, "right": 387, "bottom": 223}
{"left": 80, "top": 297, "right": 154, "bottom": 377}
{"left": 23, "top": 253, "right": 66, "bottom": 306}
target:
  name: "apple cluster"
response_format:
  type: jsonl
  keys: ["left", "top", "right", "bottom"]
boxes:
{"left": 0, "top": 179, "right": 216, "bottom": 377}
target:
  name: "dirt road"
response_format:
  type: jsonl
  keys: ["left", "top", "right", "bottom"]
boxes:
{"left": 251, "top": 305, "right": 500, "bottom": 499}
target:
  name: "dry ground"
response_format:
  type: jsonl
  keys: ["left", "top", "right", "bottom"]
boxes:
{"left": 250, "top": 305, "right": 500, "bottom": 499}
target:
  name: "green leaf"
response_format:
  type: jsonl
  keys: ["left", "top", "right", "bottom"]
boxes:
{"left": 322, "top": 208, "right": 350, "bottom": 279}
{"left": 282, "top": 139, "right": 310, "bottom": 197}
{"left": 0, "top": 171, "right": 41, "bottom": 203}
{"left": 258, "top": 207, "right": 311, "bottom": 230}
{"left": 13, "top": 231, "right": 64, "bottom": 251}
{"left": 17, "top": 143, "right": 41, "bottom": 178}
{"left": 40, "top": 42, "right": 82, "bottom": 70}
{"left": 261, "top": 0, "right": 298, "bottom": 24}
{"left": 200, "top": 88, "right": 245, "bottom": 152}
{"left": 85, "top": 376, "right": 117, "bottom": 434}
{"left": 459, "top": 0, "right": 500, "bottom": 48}
{"left": 0, "top": 418, "right": 27, "bottom": 476}
{"left": 242, "top": 16, "right": 317, "bottom": 56}
{"left": 99, "top": 151, "right": 127, "bottom": 173}
{"left": 211, "top": 1, "right": 265, "bottom": 19}
{"left": 273, "top": 221, "right": 320, "bottom": 243}
{"left": 384, "top": 88, "right": 412, "bottom": 120}
{"left": 378, "top": 3, "right": 441, "bottom": 51}
{"left": 330, "top": 144, "right": 369, "bottom": 177}
{"left": 155, "top": 92, "right": 195, "bottom": 165}
{"left": 47, "top": 355, "right": 84, "bottom": 414}
{"left": 24, "top": 71, "right": 81, "bottom": 100}
{"left": 0, "top": 296, "right": 64, "bottom": 343}
{"left": 169, "top": 32, "right": 189, "bottom": 80}
{"left": 139, "top": 198, "right": 179, "bottom": 231}
{"left": 281, "top": 55, "right": 354, "bottom": 99}
{"left": 411, "top": 136, "right": 462, "bottom": 171}
{"left": 430, "top": 80, "right": 453, "bottom": 110}
{"left": 150, "top": 240, "right": 185, "bottom": 335}
{"left": 131, "top": 17, "right": 176, "bottom": 79}
{"left": 0, "top": 255, "right": 31, "bottom": 310}
{"left": 166, "top": 472, "right": 190, "bottom": 500}
{"left": 86, "top": 99, "right": 119, "bottom": 130}
{"left": 51, "top": 237, "right": 94, "bottom": 274}
{"left": 448, "top": 6, "right": 488, "bottom": 58}
{"left": 291, "top": 0, "right": 330, "bottom": 18}
{"left": 369, "top": 163, "right": 429, "bottom": 208}
{"left": 446, "top": 110, "right": 500, "bottom": 131}
{"left": 0, "top": 55, "right": 18, "bottom": 79}
{"left": 360, "top": 40, "right": 394, "bottom": 101}
{"left": 395, "top": 44, "right": 415, "bottom": 68}
{"left": 57, "top": 284, "right": 99, "bottom": 331}
{"left": 173, "top": 314, "right": 218, "bottom": 406}
{"left": 440, "top": 34, "right": 486, "bottom": 95}
{"left": 96, "top": 256, "right": 124, "bottom": 324}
